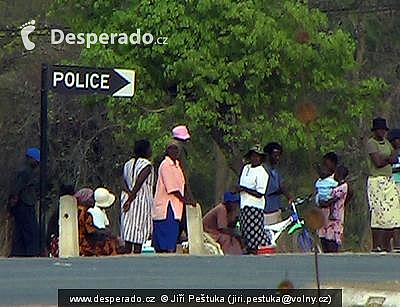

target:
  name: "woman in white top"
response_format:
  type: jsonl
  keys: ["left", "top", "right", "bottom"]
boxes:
{"left": 120, "top": 140, "right": 154, "bottom": 254}
{"left": 239, "top": 145, "right": 270, "bottom": 254}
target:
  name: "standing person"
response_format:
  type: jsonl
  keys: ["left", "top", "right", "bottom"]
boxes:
{"left": 317, "top": 165, "right": 351, "bottom": 253}
{"left": 120, "top": 139, "right": 154, "bottom": 254}
{"left": 152, "top": 142, "right": 185, "bottom": 253}
{"left": 8, "top": 148, "right": 40, "bottom": 257}
{"left": 366, "top": 117, "right": 400, "bottom": 252}
{"left": 171, "top": 125, "right": 194, "bottom": 243}
{"left": 203, "top": 192, "right": 244, "bottom": 255}
{"left": 388, "top": 128, "right": 400, "bottom": 251}
{"left": 263, "top": 142, "right": 293, "bottom": 225}
{"left": 239, "top": 145, "right": 269, "bottom": 255}
{"left": 263, "top": 142, "right": 293, "bottom": 253}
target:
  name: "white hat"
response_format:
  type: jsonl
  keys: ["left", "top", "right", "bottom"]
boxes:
{"left": 94, "top": 188, "right": 115, "bottom": 208}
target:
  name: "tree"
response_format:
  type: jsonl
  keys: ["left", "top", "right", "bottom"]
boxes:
{"left": 54, "top": 0, "right": 386, "bottom": 169}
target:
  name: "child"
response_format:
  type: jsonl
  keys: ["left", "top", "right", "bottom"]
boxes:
{"left": 315, "top": 165, "right": 338, "bottom": 206}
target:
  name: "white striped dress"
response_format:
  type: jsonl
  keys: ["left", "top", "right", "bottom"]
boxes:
{"left": 120, "top": 157, "right": 154, "bottom": 244}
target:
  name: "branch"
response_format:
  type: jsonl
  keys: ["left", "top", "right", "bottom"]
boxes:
{"left": 136, "top": 104, "right": 171, "bottom": 113}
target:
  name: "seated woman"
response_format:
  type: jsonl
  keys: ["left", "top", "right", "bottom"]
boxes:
{"left": 76, "top": 187, "right": 122, "bottom": 256}
{"left": 203, "top": 192, "right": 244, "bottom": 255}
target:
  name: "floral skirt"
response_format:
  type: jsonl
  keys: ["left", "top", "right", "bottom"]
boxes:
{"left": 368, "top": 176, "right": 400, "bottom": 229}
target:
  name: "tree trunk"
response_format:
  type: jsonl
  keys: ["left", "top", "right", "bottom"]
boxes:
{"left": 213, "top": 140, "right": 238, "bottom": 205}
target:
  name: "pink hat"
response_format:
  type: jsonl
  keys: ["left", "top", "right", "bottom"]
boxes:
{"left": 172, "top": 125, "right": 191, "bottom": 141}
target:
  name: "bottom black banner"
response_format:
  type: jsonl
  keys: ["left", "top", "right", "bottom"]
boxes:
{"left": 58, "top": 289, "right": 342, "bottom": 306}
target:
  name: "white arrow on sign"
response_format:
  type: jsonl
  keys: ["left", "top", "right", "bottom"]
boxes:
{"left": 113, "top": 69, "right": 135, "bottom": 97}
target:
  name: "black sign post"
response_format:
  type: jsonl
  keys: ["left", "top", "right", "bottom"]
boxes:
{"left": 39, "top": 64, "right": 135, "bottom": 256}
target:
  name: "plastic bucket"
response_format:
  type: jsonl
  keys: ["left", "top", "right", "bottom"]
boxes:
{"left": 257, "top": 246, "right": 276, "bottom": 254}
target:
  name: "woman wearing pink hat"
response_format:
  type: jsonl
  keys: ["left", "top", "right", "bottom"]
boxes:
{"left": 152, "top": 142, "right": 186, "bottom": 253}
{"left": 171, "top": 125, "right": 195, "bottom": 244}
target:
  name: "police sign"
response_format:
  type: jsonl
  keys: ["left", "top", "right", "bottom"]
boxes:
{"left": 39, "top": 63, "right": 135, "bottom": 254}
{"left": 49, "top": 65, "right": 135, "bottom": 97}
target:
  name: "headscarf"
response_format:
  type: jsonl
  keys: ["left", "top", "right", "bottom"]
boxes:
{"left": 74, "top": 188, "right": 94, "bottom": 207}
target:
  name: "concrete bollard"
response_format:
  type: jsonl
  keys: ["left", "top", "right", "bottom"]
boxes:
{"left": 186, "top": 203, "right": 206, "bottom": 255}
{"left": 59, "top": 195, "right": 79, "bottom": 257}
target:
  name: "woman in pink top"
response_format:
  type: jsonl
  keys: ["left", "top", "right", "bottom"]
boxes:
{"left": 317, "top": 165, "right": 352, "bottom": 252}
{"left": 152, "top": 142, "right": 185, "bottom": 253}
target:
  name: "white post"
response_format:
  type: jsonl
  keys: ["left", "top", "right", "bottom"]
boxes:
{"left": 58, "top": 195, "right": 79, "bottom": 257}
{"left": 186, "top": 203, "right": 206, "bottom": 255}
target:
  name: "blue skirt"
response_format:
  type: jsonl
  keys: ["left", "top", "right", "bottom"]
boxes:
{"left": 153, "top": 204, "right": 179, "bottom": 252}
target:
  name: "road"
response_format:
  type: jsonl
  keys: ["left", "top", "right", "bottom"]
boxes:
{"left": 0, "top": 253, "right": 399, "bottom": 305}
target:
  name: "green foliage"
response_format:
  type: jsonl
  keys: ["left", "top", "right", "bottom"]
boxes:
{"left": 52, "top": 0, "right": 386, "bottom": 163}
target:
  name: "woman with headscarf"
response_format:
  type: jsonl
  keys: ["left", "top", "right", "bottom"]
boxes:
{"left": 75, "top": 188, "right": 97, "bottom": 256}
{"left": 120, "top": 139, "right": 154, "bottom": 254}
{"left": 366, "top": 117, "right": 400, "bottom": 252}
{"left": 152, "top": 142, "right": 185, "bottom": 253}
{"left": 239, "top": 145, "right": 270, "bottom": 254}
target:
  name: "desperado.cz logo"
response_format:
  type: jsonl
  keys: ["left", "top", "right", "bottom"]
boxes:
{"left": 20, "top": 20, "right": 168, "bottom": 50}
{"left": 51, "top": 29, "right": 168, "bottom": 48}
{"left": 20, "top": 20, "right": 36, "bottom": 51}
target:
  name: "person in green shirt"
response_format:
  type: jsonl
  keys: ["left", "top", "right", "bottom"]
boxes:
{"left": 366, "top": 118, "right": 400, "bottom": 252}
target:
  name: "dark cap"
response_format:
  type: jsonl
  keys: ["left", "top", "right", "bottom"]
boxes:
{"left": 371, "top": 117, "right": 389, "bottom": 131}
{"left": 26, "top": 147, "right": 40, "bottom": 162}
{"left": 223, "top": 192, "right": 240, "bottom": 203}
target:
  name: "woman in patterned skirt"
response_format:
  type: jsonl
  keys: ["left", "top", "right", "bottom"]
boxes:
{"left": 367, "top": 117, "right": 400, "bottom": 252}
{"left": 120, "top": 140, "right": 154, "bottom": 254}
{"left": 239, "top": 145, "right": 270, "bottom": 254}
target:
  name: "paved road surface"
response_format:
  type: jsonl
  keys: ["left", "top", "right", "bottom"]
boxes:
{"left": 0, "top": 253, "right": 399, "bottom": 305}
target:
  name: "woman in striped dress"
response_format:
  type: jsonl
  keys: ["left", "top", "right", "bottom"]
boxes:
{"left": 120, "top": 140, "right": 154, "bottom": 254}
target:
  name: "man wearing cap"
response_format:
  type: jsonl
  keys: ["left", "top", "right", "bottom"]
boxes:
{"left": 366, "top": 117, "right": 400, "bottom": 252}
{"left": 8, "top": 148, "right": 40, "bottom": 256}
{"left": 203, "top": 192, "right": 244, "bottom": 255}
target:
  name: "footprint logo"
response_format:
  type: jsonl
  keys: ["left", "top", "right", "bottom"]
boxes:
{"left": 20, "top": 20, "right": 36, "bottom": 51}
